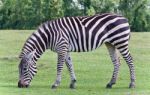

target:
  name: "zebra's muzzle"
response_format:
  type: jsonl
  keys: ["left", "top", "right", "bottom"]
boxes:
{"left": 18, "top": 80, "right": 29, "bottom": 88}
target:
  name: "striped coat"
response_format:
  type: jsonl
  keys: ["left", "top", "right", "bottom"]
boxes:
{"left": 18, "top": 13, "right": 135, "bottom": 89}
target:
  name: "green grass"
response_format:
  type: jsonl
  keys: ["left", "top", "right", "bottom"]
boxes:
{"left": 0, "top": 30, "right": 150, "bottom": 95}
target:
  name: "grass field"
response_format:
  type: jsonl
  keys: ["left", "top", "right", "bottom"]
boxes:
{"left": 0, "top": 30, "right": 150, "bottom": 95}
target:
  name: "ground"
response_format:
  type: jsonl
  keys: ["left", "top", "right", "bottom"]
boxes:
{"left": 0, "top": 30, "right": 150, "bottom": 95}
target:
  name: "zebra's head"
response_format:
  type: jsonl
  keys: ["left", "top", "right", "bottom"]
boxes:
{"left": 18, "top": 50, "right": 37, "bottom": 88}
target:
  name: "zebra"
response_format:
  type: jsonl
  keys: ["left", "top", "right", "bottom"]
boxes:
{"left": 18, "top": 13, "right": 135, "bottom": 89}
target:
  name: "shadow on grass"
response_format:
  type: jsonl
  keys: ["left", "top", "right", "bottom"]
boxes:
{"left": 0, "top": 84, "right": 51, "bottom": 90}
{"left": 30, "top": 84, "right": 132, "bottom": 89}
{"left": 0, "top": 84, "right": 18, "bottom": 88}
{"left": 0, "top": 56, "right": 19, "bottom": 61}
{"left": 0, "top": 83, "right": 135, "bottom": 92}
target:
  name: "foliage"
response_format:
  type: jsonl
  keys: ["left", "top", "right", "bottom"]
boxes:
{"left": 0, "top": 0, "right": 64, "bottom": 29}
{"left": 62, "top": 0, "right": 81, "bottom": 16}
{"left": 91, "top": 0, "right": 119, "bottom": 13}
{"left": 0, "top": 0, "right": 150, "bottom": 31}
{"left": 44, "top": 0, "right": 64, "bottom": 20}
{"left": 119, "top": 0, "right": 150, "bottom": 32}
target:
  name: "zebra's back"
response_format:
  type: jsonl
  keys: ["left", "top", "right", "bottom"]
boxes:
{"left": 58, "top": 13, "right": 130, "bottom": 52}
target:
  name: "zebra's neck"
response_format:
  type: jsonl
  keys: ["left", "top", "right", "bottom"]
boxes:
{"left": 20, "top": 20, "right": 61, "bottom": 60}
{"left": 20, "top": 42, "right": 43, "bottom": 61}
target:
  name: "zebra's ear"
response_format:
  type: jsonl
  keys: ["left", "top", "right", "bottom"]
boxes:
{"left": 19, "top": 54, "right": 23, "bottom": 59}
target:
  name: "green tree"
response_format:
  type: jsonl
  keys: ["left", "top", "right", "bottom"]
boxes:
{"left": 92, "top": 0, "right": 119, "bottom": 13}
{"left": 42, "top": 0, "right": 52, "bottom": 21}
{"left": 1, "top": 0, "right": 150, "bottom": 31}
{"left": 0, "top": 0, "right": 18, "bottom": 28}
{"left": 119, "top": 0, "right": 150, "bottom": 31}
{"left": 78, "top": 0, "right": 119, "bottom": 16}
{"left": 63, "top": 0, "right": 81, "bottom": 16}
{"left": 42, "top": 0, "right": 64, "bottom": 21}
{"left": 78, "top": 0, "right": 95, "bottom": 16}
{"left": 29, "top": 0, "right": 42, "bottom": 28}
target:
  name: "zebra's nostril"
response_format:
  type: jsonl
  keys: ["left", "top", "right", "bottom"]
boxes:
{"left": 18, "top": 80, "right": 29, "bottom": 88}
{"left": 24, "top": 84, "right": 29, "bottom": 88}
{"left": 18, "top": 80, "right": 22, "bottom": 88}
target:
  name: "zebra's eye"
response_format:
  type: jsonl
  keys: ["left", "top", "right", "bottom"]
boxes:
{"left": 23, "top": 64, "right": 28, "bottom": 71}
{"left": 23, "top": 67, "right": 27, "bottom": 71}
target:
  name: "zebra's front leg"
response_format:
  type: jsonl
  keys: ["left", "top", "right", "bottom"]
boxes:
{"left": 65, "top": 52, "right": 76, "bottom": 89}
{"left": 105, "top": 43, "right": 120, "bottom": 88}
{"left": 51, "top": 52, "right": 67, "bottom": 89}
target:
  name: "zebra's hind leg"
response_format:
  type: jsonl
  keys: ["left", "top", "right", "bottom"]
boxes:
{"left": 117, "top": 46, "right": 135, "bottom": 88}
{"left": 105, "top": 43, "right": 120, "bottom": 88}
{"left": 65, "top": 52, "right": 77, "bottom": 89}
{"left": 51, "top": 52, "right": 67, "bottom": 89}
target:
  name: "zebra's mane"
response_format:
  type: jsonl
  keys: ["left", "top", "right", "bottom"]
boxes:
{"left": 19, "top": 32, "right": 36, "bottom": 59}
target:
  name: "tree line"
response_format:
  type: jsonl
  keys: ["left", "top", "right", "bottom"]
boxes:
{"left": 0, "top": 0, "right": 150, "bottom": 32}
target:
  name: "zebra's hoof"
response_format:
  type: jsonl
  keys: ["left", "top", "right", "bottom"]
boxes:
{"left": 106, "top": 84, "right": 112, "bottom": 88}
{"left": 70, "top": 83, "right": 76, "bottom": 89}
{"left": 51, "top": 85, "right": 57, "bottom": 89}
{"left": 70, "top": 79, "right": 76, "bottom": 89}
{"left": 129, "top": 83, "right": 135, "bottom": 88}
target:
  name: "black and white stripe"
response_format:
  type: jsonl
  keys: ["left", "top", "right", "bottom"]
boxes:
{"left": 18, "top": 13, "right": 135, "bottom": 88}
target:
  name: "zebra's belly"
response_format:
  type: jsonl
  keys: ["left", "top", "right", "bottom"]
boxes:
{"left": 68, "top": 40, "right": 104, "bottom": 52}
